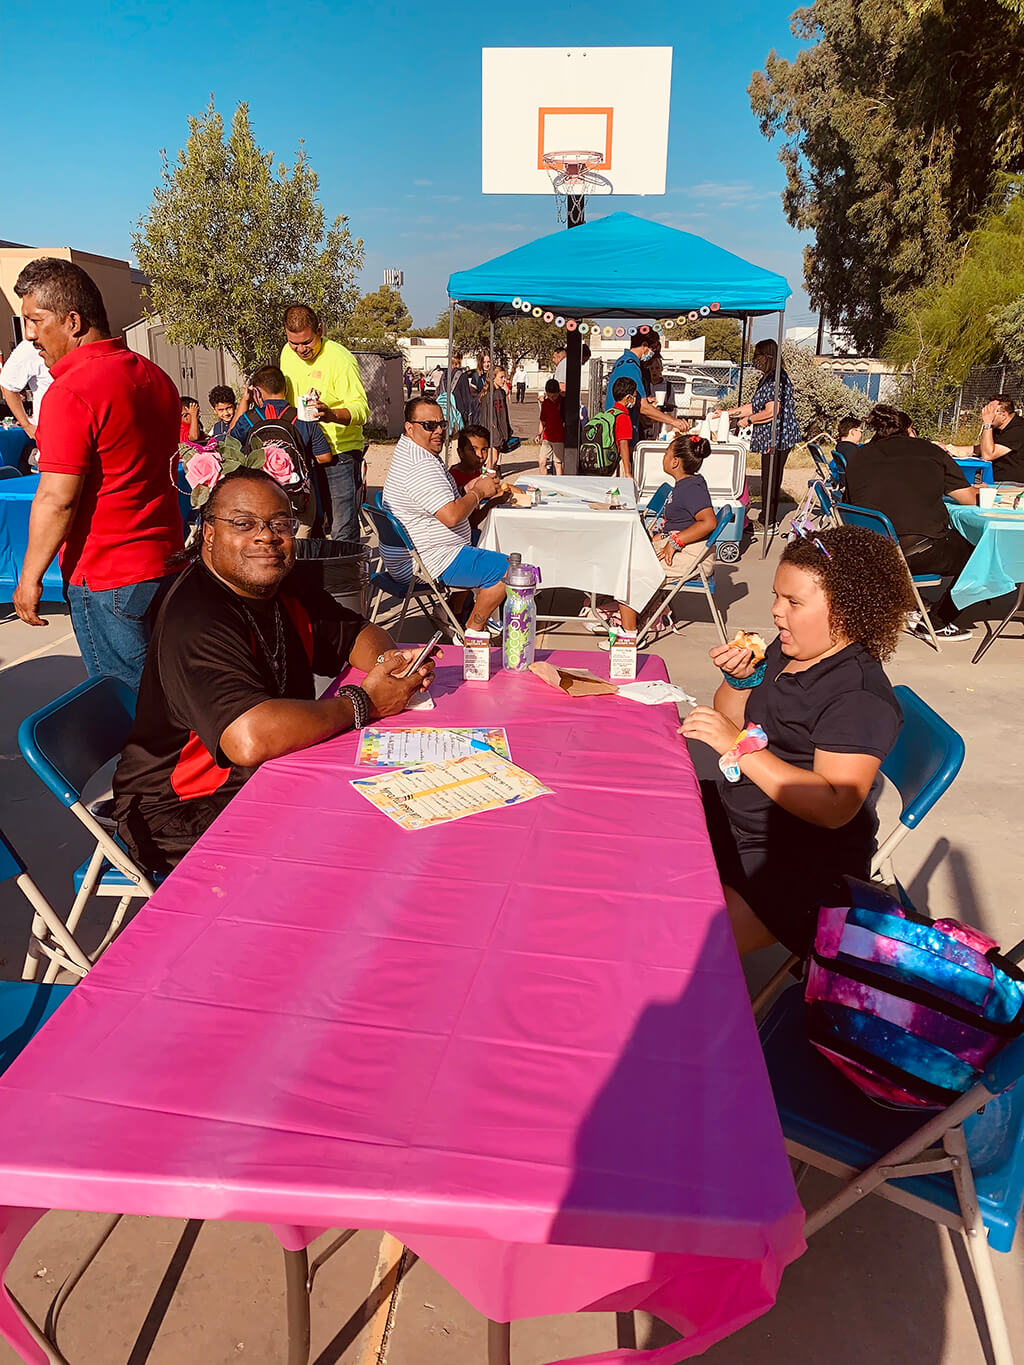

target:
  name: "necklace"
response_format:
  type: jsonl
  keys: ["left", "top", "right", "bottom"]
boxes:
{"left": 241, "top": 600, "right": 288, "bottom": 695}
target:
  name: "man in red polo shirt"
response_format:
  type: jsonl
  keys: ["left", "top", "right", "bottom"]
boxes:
{"left": 12, "top": 258, "right": 183, "bottom": 689}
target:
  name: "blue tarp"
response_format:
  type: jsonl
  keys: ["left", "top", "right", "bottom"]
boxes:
{"left": 447, "top": 212, "right": 790, "bottom": 319}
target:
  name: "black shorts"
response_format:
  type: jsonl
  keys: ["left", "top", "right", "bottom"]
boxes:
{"left": 116, "top": 797, "right": 226, "bottom": 879}
{"left": 700, "top": 781, "right": 854, "bottom": 957}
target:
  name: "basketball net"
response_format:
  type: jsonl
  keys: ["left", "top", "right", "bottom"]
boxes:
{"left": 542, "top": 150, "right": 610, "bottom": 223}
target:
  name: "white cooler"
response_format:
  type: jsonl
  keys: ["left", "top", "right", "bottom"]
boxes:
{"left": 633, "top": 441, "right": 749, "bottom": 563}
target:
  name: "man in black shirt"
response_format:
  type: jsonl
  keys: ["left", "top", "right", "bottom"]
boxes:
{"left": 945, "top": 394, "right": 1024, "bottom": 483}
{"left": 845, "top": 405, "right": 977, "bottom": 641}
{"left": 112, "top": 468, "right": 435, "bottom": 875}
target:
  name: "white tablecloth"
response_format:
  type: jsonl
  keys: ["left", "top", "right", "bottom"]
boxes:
{"left": 479, "top": 476, "right": 664, "bottom": 611}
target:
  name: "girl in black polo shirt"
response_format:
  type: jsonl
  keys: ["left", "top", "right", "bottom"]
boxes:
{"left": 681, "top": 527, "right": 915, "bottom": 958}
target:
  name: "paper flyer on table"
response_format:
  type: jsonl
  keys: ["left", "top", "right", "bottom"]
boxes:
{"left": 356, "top": 726, "right": 511, "bottom": 768}
{"left": 351, "top": 752, "right": 552, "bottom": 831}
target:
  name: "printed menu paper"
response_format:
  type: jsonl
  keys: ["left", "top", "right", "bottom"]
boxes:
{"left": 351, "top": 752, "right": 552, "bottom": 831}
{"left": 356, "top": 726, "right": 511, "bottom": 768}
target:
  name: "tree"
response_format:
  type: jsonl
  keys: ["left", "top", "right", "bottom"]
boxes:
{"left": 720, "top": 342, "right": 870, "bottom": 434}
{"left": 344, "top": 286, "right": 412, "bottom": 348}
{"left": 884, "top": 182, "right": 1024, "bottom": 385}
{"left": 749, "top": 0, "right": 1024, "bottom": 354}
{"left": 665, "top": 318, "right": 747, "bottom": 363}
{"left": 421, "top": 307, "right": 569, "bottom": 370}
{"left": 133, "top": 100, "right": 364, "bottom": 374}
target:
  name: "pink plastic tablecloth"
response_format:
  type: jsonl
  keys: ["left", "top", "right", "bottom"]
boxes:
{"left": 0, "top": 649, "right": 803, "bottom": 1364}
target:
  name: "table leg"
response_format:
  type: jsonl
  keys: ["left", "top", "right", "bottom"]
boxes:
{"left": 487, "top": 1318, "right": 511, "bottom": 1365}
{"left": 616, "top": 1311, "right": 638, "bottom": 1348}
{"left": 972, "top": 583, "right": 1024, "bottom": 664}
{"left": 284, "top": 1247, "right": 311, "bottom": 1365}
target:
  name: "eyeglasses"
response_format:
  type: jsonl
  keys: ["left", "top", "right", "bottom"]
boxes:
{"left": 411, "top": 419, "right": 447, "bottom": 433}
{"left": 206, "top": 514, "right": 299, "bottom": 537}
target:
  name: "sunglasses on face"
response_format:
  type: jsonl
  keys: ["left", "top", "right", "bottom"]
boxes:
{"left": 411, "top": 419, "right": 447, "bottom": 433}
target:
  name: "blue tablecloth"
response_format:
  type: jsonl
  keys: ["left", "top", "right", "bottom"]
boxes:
{"left": 0, "top": 475, "right": 63, "bottom": 602}
{"left": 949, "top": 503, "right": 1024, "bottom": 608}
{"left": 0, "top": 427, "right": 31, "bottom": 472}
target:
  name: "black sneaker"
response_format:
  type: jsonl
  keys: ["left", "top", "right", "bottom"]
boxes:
{"left": 910, "top": 620, "right": 973, "bottom": 643}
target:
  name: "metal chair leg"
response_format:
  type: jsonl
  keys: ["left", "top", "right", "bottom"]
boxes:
{"left": 945, "top": 1126, "right": 1015, "bottom": 1365}
{"left": 284, "top": 1247, "right": 311, "bottom": 1365}
{"left": 487, "top": 1319, "right": 511, "bottom": 1365}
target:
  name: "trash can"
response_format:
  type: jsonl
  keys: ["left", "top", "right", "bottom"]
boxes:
{"left": 291, "top": 538, "right": 371, "bottom": 616}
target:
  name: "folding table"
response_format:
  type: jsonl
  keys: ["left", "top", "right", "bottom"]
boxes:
{"left": 948, "top": 502, "right": 1024, "bottom": 662}
{"left": 0, "top": 650, "right": 803, "bottom": 1364}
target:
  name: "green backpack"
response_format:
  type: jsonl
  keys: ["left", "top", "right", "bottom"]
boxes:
{"left": 579, "top": 410, "right": 620, "bottom": 474}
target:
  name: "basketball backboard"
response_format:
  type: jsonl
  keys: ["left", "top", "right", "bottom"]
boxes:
{"left": 481, "top": 47, "right": 672, "bottom": 196}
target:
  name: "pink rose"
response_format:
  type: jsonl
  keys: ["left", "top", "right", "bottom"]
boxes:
{"left": 184, "top": 452, "right": 222, "bottom": 489}
{"left": 262, "top": 443, "right": 295, "bottom": 484}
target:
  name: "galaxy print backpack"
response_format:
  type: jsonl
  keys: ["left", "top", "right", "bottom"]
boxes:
{"left": 806, "top": 879, "right": 1024, "bottom": 1110}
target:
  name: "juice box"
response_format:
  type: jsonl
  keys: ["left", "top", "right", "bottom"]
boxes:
{"left": 463, "top": 630, "right": 491, "bottom": 681}
{"left": 608, "top": 629, "right": 637, "bottom": 681}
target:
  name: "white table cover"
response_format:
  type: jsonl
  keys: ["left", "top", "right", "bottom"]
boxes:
{"left": 479, "top": 476, "right": 664, "bottom": 611}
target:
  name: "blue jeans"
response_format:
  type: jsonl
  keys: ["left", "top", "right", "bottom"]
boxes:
{"left": 66, "top": 576, "right": 171, "bottom": 691}
{"left": 324, "top": 454, "right": 361, "bottom": 543}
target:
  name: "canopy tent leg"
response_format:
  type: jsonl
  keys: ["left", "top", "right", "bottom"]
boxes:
{"left": 760, "top": 309, "right": 786, "bottom": 558}
{"left": 494, "top": 307, "right": 502, "bottom": 455}
{"left": 564, "top": 328, "right": 582, "bottom": 474}
{"left": 444, "top": 301, "right": 455, "bottom": 460}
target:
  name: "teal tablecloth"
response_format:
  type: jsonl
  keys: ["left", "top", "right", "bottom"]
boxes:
{"left": 0, "top": 475, "right": 63, "bottom": 602}
{"left": 948, "top": 503, "right": 1024, "bottom": 608}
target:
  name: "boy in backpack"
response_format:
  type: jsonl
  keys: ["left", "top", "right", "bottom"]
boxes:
{"left": 229, "top": 365, "right": 330, "bottom": 536}
{"left": 578, "top": 375, "right": 636, "bottom": 477}
{"left": 609, "top": 376, "right": 638, "bottom": 478}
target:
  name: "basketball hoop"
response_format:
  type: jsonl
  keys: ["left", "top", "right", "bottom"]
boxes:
{"left": 542, "top": 150, "right": 612, "bottom": 222}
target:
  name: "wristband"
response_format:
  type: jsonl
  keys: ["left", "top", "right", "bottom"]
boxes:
{"left": 723, "top": 659, "right": 767, "bottom": 690}
{"left": 719, "top": 724, "right": 768, "bottom": 783}
{"left": 983, "top": 424, "right": 994, "bottom": 430}
{"left": 337, "top": 684, "right": 370, "bottom": 729}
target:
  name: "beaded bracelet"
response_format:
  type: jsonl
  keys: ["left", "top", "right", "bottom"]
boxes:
{"left": 723, "top": 659, "right": 767, "bottom": 690}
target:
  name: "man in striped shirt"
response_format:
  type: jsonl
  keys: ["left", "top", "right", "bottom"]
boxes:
{"left": 383, "top": 398, "right": 509, "bottom": 632}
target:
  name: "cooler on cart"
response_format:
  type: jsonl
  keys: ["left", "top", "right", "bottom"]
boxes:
{"left": 633, "top": 440, "right": 749, "bottom": 563}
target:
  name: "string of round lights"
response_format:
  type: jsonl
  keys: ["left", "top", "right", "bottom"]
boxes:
{"left": 509, "top": 299, "right": 721, "bottom": 335}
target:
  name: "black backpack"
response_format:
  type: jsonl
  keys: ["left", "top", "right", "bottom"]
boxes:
{"left": 242, "top": 407, "right": 311, "bottom": 496}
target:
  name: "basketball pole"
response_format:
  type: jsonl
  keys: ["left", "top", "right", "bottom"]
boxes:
{"left": 563, "top": 191, "right": 586, "bottom": 474}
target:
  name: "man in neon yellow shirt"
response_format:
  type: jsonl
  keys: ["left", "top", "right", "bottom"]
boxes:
{"left": 280, "top": 303, "right": 370, "bottom": 541}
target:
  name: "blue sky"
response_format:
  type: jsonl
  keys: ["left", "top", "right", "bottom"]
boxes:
{"left": 2, "top": 0, "right": 813, "bottom": 334}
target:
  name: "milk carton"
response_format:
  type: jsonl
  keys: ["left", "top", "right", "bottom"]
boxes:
{"left": 608, "top": 629, "right": 638, "bottom": 681}
{"left": 463, "top": 630, "right": 491, "bottom": 681}
{"left": 298, "top": 389, "right": 320, "bottom": 422}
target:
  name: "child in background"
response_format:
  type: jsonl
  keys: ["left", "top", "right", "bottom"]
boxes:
{"left": 537, "top": 378, "right": 565, "bottom": 474}
{"left": 652, "top": 434, "right": 717, "bottom": 579}
{"left": 208, "top": 385, "right": 238, "bottom": 439}
{"left": 609, "top": 376, "right": 637, "bottom": 478}
{"left": 450, "top": 424, "right": 495, "bottom": 491}
{"left": 179, "top": 396, "right": 202, "bottom": 444}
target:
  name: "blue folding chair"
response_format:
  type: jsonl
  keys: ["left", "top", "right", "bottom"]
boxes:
{"left": 637, "top": 505, "right": 734, "bottom": 648}
{"left": 752, "top": 685, "right": 966, "bottom": 1016}
{"left": 836, "top": 501, "right": 944, "bottom": 651}
{"left": 0, "top": 828, "right": 85, "bottom": 1034}
{"left": 18, "top": 677, "right": 156, "bottom": 983}
{"left": 760, "top": 973, "right": 1024, "bottom": 1365}
{"left": 871, "top": 685, "right": 966, "bottom": 883}
{"left": 807, "top": 442, "right": 844, "bottom": 492}
{"left": 361, "top": 503, "right": 466, "bottom": 643}
{"left": 640, "top": 481, "right": 672, "bottom": 529}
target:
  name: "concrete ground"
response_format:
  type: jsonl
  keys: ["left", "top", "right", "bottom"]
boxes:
{"left": 0, "top": 433, "right": 1022, "bottom": 1364}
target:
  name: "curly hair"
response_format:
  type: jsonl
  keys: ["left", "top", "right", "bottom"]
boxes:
{"left": 780, "top": 526, "right": 915, "bottom": 661}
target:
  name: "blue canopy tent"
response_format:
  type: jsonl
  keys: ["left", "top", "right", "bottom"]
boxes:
{"left": 445, "top": 212, "right": 792, "bottom": 550}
